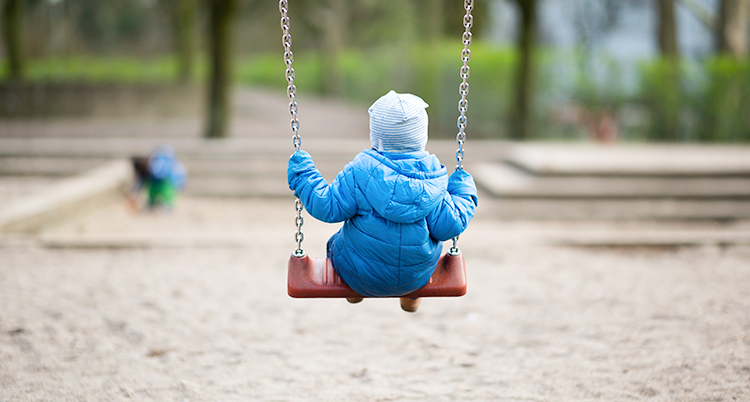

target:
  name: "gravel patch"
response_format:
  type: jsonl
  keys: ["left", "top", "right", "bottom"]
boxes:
{"left": 0, "top": 199, "right": 748, "bottom": 401}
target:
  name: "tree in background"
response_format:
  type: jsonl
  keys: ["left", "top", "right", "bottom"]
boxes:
{"left": 655, "top": 0, "right": 681, "bottom": 141}
{"left": 708, "top": 0, "right": 750, "bottom": 141}
{"left": 510, "top": 0, "right": 537, "bottom": 140}
{"left": 571, "top": 0, "right": 625, "bottom": 142}
{"left": 205, "top": 0, "right": 237, "bottom": 139}
{"left": 422, "top": 0, "right": 444, "bottom": 43}
{"left": 717, "top": 0, "right": 750, "bottom": 57}
{"left": 678, "top": 0, "right": 750, "bottom": 57}
{"left": 292, "top": 0, "right": 352, "bottom": 96}
{"left": 311, "top": 0, "right": 348, "bottom": 96}
{"left": 295, "top": 0, "right": 438, "bottom": 96}
{"left": 173, "top": 0, "right": 197, "bottom": 84}
{"left": 658, "top": 0, "right": 680, "bottom": 58}
{"left": 2, "top": 0, "right": 25, "bottom": 80}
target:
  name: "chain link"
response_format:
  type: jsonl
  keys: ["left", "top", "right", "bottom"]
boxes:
{"left": 281, "top": 0, "right": 305, "bottom": 257}
{"left": 280, "top": 0, "right": 301, "bottom": 151}
{"left": 455, "top": 0, "right": 473, "bottom": 173}
{"left": 294, "top": 198, "right": 305, "bottom": 257}
{"left": 451, "top": 0, "right": 474, "bottom": 256}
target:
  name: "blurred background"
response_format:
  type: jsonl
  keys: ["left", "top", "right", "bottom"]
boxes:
{"left": 0, "top": 0, "right": 747, "bottom": 142}
{"left": 2, "top": 3, "right": 750, "bottom": 400}
{"left": 2, "top": 0, "right": 750, "bottom": 223}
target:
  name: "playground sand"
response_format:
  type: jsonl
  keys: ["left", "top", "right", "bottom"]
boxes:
{"left": 1, "top": 198, "right": 749, "bottom": 401}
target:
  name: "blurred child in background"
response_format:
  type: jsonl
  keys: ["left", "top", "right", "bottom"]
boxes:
{"left": 128, "top": 145, "right": 187, "bottom": 211}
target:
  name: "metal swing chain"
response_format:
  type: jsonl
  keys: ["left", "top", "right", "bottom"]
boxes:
{"left": 449, "top": 0, "right": 474, "bottom": 257}
{"left": 456, "top": 0, "right": 473, "bottom": 172}
{"left": 280, "top": 0, "right": 305, "bottom": 257}
{"left": 282, "top": 0, "right": 472, "bottom": 258}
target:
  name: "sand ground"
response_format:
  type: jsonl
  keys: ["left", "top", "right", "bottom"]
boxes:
{"left": 1, "top": 197, "right": 749, "bottom": 402}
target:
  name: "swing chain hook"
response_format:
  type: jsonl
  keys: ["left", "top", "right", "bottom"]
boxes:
{"left": 281, "top": 0, "right": 305, "bottom": 257}
{"left": 448, "top": 236, "right": 462, "bottom": 256}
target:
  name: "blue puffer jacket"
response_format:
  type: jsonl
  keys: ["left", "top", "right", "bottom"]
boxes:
{"left": 288, "top": 149, "right": 478, "bottom": 297}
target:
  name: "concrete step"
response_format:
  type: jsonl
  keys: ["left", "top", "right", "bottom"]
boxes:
{"left": 0, "top": 157, "right": 110, "bottom": 176}
{"left": 477, "top": 195, "right": 750, "bottom": 220}
{"left": 186, "top": 176, "right": 290, "bottom": 198}
{"left": 0, "top": 137, "right": 366, "bottom": 158}
{"left": 507, "top": 143, "right": 750, "bottom": 177}
{"left": 553, "top": 229, "right": 750, "bottom": 247}
{"left": 30, "top": 197, "right": 750, "bottom": 248}
{"left": 0, "top": 177, "right": 60, "bottom": 204}
{"left": 0, "top": 160, "right": 132, "bottom": 233}
{"left": 0, "top": 156, "right": 346, "bottom": 180}
{"left": 0, "top": 137, "right": 490, "bottom": 162}
{"left": 474, "top": 163, "right": 750, "bottom": 199}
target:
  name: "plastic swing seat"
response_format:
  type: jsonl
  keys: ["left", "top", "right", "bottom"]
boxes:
{"left": 287, "top": 253, "right": 467, "bottom": 298}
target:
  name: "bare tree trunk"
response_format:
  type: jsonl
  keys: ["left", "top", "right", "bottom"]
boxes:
{"left": 511, "top": 0, "right": 537, "bottom": 141}
{"left": 2, "top": 0, "right": 24, "bottom": 80}
{"left": 424, "top": 0, "right": 444, "bottom": 43}
{"left": 656, "top": 0, "right": 681, "bottom": 141}
{"left": 205, "top": 0, "right": 237, "bottom": 139}
{"left": 658, "top": 0, "right": 679, "bottom": 58}
{"left": 416, "top": 0, "right": 444, "bottom": 110}
{"left": 294, "top": 0, "right": 349, "bottom": 96}
{"left": 711, "top": 0, "right": 750, "bottom": 141}
{"left": 175, "top": 0, "right": 197, "bottom": 84}
{"left": 319, "top": 0, "right": 346, "bottom": 96}
{"left": 717, "top": 0, "right": 750, "bottom": 57}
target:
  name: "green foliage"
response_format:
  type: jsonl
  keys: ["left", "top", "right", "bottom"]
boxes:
{"left": 573, "top": 51, "right": 627, "bottom": 113}
{"left": 425, "top": 42, "right": 517, "bottom": 139}
{"left": 695, "top": 57, "right": 750, "bottom": 142}
{"left": 77, "top": 0, "right": 153, "bottom": 51}
{"left": 638, "top": 58, "right": 682, "bottom": 141}
{"left": 4, "top": 43, "right": 748, "bottom": 143}
{"left": 8, "top": 56, "right": 181, "bottom": 83}
{"left": 638, "top": 56, "right": 750, "bottom": 142}
{"left": 236, "top": 41, "right": 521, "bottom": 139}
{"left": 0, "top": 42, "right": 534, "bottom": 139}
{"left": 349, "top": 0, "right": 418, "bottom": 46}
{"left": 235, "top": 54, "right": 280, "bottom": 88}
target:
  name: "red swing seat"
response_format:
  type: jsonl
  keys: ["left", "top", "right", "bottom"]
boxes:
{"left": 287, "top": 253, "right": 466, "bottom": 298}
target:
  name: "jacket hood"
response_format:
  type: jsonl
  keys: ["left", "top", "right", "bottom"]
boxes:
{"left": 361, "top": 149, "right": 448, "bottom": 223}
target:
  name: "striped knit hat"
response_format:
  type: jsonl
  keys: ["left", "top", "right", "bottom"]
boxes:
{"left": 368, "top": 90, "right": 429, "bottom": 153}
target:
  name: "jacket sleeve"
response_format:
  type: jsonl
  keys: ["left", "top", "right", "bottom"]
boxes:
{"left": 426, "top": 169, "right": 478, "bottom": 241}
{"left": 288, "top": 150, "right": 358, "bottom": 223}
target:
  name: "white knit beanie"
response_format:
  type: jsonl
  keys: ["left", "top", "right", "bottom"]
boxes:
{"left": 368, "top": 90, "right": 429, "bottom": 152}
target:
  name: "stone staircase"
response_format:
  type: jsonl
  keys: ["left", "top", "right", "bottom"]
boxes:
{"left": 473, "top": 144, "right": 750, "bottom": 220}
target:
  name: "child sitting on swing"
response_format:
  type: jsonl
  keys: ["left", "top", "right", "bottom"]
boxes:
{"left": 288, "top": 90, "right": 478, "bottom": 312}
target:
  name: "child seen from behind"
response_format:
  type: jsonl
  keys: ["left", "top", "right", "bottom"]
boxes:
{"left": 288, "top": 90, "right": 478, "bottom": 312}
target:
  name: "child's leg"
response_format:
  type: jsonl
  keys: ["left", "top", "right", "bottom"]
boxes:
{"left": 400, "top": 297, "right": 421, "bottom": 313}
